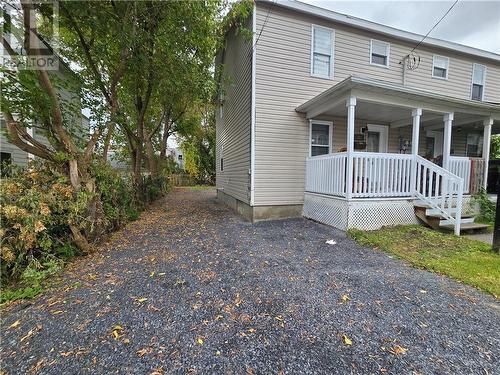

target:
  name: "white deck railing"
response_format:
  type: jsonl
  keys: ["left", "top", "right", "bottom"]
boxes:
{"left": 305, "top": 152, "right": 464, "bottom": 234}
{"left": 305, "top": 152, "right": 347, "bottom": 197}
{"left": 449, "top": 156, "right": 485, "bottom": 194}
{"left": 415, "top": 156, "right": 463, "bottom": 234}
{"left": 352, "top": 152, "right": 413, "bottom": 198}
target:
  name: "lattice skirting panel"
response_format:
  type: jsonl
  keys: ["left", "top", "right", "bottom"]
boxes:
{"left": 347, "top": 198, "right": 419, "bottom": 230}
{"left": 303, "top": 193, "right": 419, "bottom": 231}
{"left": 303, "top": 193, "right": 348, "bottom": 231}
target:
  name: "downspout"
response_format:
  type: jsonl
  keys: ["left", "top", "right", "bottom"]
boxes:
{"left": 250, "top": 3, "right": 256, "bottom": 206}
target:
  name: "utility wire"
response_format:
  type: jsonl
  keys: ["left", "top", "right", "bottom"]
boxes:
{"left": 253, "top": 0, "right": 276, "bottom": 49}
{"left": 410, "top": 0, "right": 459, "bottom": 53}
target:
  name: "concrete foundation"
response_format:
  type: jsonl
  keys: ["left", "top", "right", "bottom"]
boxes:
{"left": 217, "top": 189, "right": 303, "bottom": 222}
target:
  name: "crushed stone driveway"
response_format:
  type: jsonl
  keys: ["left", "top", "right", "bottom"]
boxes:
{"left": 1, "top": 188, "right": 499, "bottom": 374}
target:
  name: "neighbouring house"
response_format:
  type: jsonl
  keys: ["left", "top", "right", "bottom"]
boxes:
{"left": 166, "top": 147, "right": 185, "bottom": 170}
{"left": 215, "top": 0, "right": 500, "bottom": 234}
{"left": 0, "top": 7, "right": 89, "bottom": 174}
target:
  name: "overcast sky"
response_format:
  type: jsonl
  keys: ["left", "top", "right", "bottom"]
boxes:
{"left": 301, "top": 0, "right": 500, "bottom": 54}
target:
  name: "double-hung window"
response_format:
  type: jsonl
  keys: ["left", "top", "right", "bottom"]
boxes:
{"left": 311, "top": 25, "right": 334, "bottom": 78}
{"left": 471, "top": 63, "right": 486, "bottom": 101}
{"left": 432, "top": 55, "right": 449, "bottom": 79}
{"left": 310, "top": 121, "right": 332, "bottom": 156}
{"left": 370, "top": 39, "right": 390, "bottom": 67}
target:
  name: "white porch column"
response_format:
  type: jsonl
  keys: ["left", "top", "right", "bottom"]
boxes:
{"left": 442, "top": 113, "right": 454, "bottom": 170}
{"left": 411, "top": 108, "right": 422, "bottom": 155}
{"left": 411, "top": 108, "right": 422, "bottom": 193}
{"left": 482, "top": 118, "right": 493, "bottom": 189}
{"left": 346, "top": 96, "right": 356, "bottom": 199}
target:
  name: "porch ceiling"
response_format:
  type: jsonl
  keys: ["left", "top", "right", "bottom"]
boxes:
{"left": 296, "top": 76, "right": 500, "bottom": 122}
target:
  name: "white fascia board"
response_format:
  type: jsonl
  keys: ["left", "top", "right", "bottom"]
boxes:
{"left": 258, "top": 0, "right": 500, "bottom": 63}
{"left": 250, "top": 4, "right": 256, "bottom": 206}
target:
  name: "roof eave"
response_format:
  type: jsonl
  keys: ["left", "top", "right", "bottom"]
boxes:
{"left": 257, "top": 0, "right": 500, "bottom": 63}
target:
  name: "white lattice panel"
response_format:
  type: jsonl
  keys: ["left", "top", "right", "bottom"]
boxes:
{"left": 348, "top": 199, "right": 419, "bottom": 230}
{"left": 303, "top": 193, "right": 348, "bottom": 230}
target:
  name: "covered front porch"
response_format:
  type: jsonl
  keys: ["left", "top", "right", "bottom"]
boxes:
{"left": 296, "top": 76, "right": 500, "bottom": 234}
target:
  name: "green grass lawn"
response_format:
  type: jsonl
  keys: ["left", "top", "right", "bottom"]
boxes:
{"left": 348, "top": 225, "right": 500, "bottom": 298}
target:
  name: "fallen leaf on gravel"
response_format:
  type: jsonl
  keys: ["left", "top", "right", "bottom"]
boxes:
{"left": 215, "top": 350, "right": 221, "bottom": 356}
{"left": 112, "top": 325, "right": 124, "bottom": 339}
{"left": 326, "top": 240, "right": 337, "bottom": 245}
{"left": 342, "top": 334, "right": 353, "bottom": 346}
{"left": 341, "top": 294, "right": 351, "bottom": 303}
{"left": 419, "top": 290, "right": 427, "bottom": 294}
{"left": 137, "top": 348, "right": 151, "bottom": 357}
{"left": 20, "top": 324, "right": 42, "bottom": 342}
{"left": 388, "top": 345, "right": 408, "bottom": 355}
{"left": 240, "top": 314, "right": 252, "bottom": 323}
{"left": 9, "top": 320, "right": 20, "bottom": 329}
{"left": 196, "top": 338, "right": 204, "bottom": 345}
{"left": 234, "top": 293, "right": 243, "bottom": 307}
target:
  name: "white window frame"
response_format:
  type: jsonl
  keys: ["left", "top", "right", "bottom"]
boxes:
{"left": 470, "top": 63, "right": 487, "bottom": 101}
{"left": 431, "top": 54, "right": 449, "bottom": 80}
{"left": 366, "top": 124, "right": 388, "bottom": 153}
{"left": 369, "top": 39, "right": 390, "bottom": 68}
{"left": 310, "top": 24, "right": 335, "bottom": 79}
{"left": 309, "top": 120, "right": 333, "bottom": 157}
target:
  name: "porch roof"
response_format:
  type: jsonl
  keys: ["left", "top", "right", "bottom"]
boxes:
{"left": 296, "top": 76, "right": 500, "bottom": 123}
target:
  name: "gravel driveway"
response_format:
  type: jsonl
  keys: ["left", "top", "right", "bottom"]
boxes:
{"left": 1, "top": 187, "right": 499, "bottom": 374}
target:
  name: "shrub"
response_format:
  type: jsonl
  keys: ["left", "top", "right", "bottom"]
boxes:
{"left": 0, "top": 160, "right": 167, "bottom": 291}
{"left": 0, "top": 161, "right": 86, "bottom": 283}
{"left": 472, "top": 189, "right": 496, "bottom": 225}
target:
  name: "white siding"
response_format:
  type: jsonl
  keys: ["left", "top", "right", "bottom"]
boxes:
{"left": 215, "top": 18, "right": 253, "bottom": 204}
{"left": 254, "top": 3, "right": 500, "bottom": 206}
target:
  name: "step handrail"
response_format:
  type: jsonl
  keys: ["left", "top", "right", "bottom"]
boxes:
{"left": 414, "top": 155, "right": 463, "bottom": 235}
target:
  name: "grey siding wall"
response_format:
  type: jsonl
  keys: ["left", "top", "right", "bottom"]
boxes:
{"left": 215, "top": 18, "right": 253, "bottom": 204}
{"left": 254, "top": 3, "right": 500, "bottom": 206}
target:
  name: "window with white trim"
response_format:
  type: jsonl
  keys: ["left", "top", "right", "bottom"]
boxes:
{"left": 471, "top": 63, "right": 486, "bottom": 101}
{"left": 432, "top": 55, "right": 449, "bottom": 79}
{"left": 466, "top": 133, "right": 483, "bottom": 157}
{"left": 370, "top": 39, "right": 390, "bottom": 67}
{"left": 310, "top": 121, "right": 332, "bottom": 156}
{"left": 311, "top": 25, "right": 334, "bottom": 78}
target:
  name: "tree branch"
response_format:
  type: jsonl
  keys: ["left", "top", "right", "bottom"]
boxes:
{"left": 3, "top": 111, "right": 56, "bottom": 161}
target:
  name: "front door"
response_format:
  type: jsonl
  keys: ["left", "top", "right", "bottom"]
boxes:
{"left": 366, "top": 124, "right": 388, "bottom": 152}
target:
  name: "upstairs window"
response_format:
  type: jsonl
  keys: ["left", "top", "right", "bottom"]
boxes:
{"left": 432, "top": 55, "right": 449, "bottom": 79}
{"left": 311, "top": 25, "right": 334, "bottom": 78}
{"left": 310, "top": 121, "right": 332, "bottom": 156}
{"left": 471, "top": 63, "right": 486, "bottom": 101}
{"left": 370, "top": 40, "right": 390, "bottom": 67}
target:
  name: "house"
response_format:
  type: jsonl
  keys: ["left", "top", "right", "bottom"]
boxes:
{"left": 215, "top": 0, "right": 500, "bottom": 234}
{"left": 0, "top": 17, "right": 89, "bottom": 173}
{"left": 166, "top": 147, "right": 185, "bottom": 170}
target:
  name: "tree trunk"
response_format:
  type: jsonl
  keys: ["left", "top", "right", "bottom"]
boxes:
{"left": 159, "top": 119, "right": 171, "bottom": 160}
{"left": 145, "top": 137, "right": 157, "bottom": 178}
{"left": 102, "top": 123, "right": 115, "bottom": 162}
{"left": 493, "top": 186, "right": 500, "bottom": 253}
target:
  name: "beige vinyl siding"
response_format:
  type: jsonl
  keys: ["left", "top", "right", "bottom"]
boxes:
{"left": 215, "top": 18, "right": 253, "bottom": 204}
{"left": 254, "top": 3, "right": 500, "bottom": 206}
{"left": 0, "top": 134, "right": 29, "bottom": 166}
